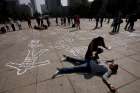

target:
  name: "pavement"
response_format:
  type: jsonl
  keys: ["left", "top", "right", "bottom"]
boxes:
{"left": 0, "top": 19, "right": 140, "bottom": 93}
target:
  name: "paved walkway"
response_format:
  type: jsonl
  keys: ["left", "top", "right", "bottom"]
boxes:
{"left": 0, "top": 19, "right": 140, "bottom": 93}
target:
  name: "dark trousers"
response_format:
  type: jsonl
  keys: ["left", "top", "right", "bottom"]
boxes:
{"left": 58, "top": 63, "right": 91, "bottom": 75}
{"left": 112, "top": 24, "right": 120, "bottom": 33}
{"left": 128, "top": 22, "right": 134, "bottom": 31}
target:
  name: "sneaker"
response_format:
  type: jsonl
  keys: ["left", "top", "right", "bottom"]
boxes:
{"left": 51, "top": 70, "right": 59, "bottom": 79}
{"left": 60, "top": 55, "right": 67, "bottom": 62}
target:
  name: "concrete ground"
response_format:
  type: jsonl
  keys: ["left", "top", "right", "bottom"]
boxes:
{"left": 0, "top": 19, "right": 140, "bottom": 93}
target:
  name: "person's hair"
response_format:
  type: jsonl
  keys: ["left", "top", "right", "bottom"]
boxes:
{"left": 109, "top": 64, "right": 118, "bottom": 74}
{"left": 96, "top": 36, "right": 104, "bottom": 41}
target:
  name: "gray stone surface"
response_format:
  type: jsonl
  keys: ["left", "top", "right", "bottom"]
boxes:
{"left": 0, "top": 19, "right": 140, "bottom": 93}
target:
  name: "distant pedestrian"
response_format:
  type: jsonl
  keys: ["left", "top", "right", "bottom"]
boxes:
{"left": 46, "top": 17, "right": 50, "bottom": 27}
{"left": 0, "top": 26, "right": 6, "bottom": 33}
{"left": 15, "top": 20, "right": 22, "bottom": 30}
{"left": 56, "top": 17, "right": 58, "bottom": 25}
{"left": 67, "top": 16, "right": 71, "bottom": 25}
{"left": 75, "top": 15, "right": 80, "bottom": 30}
{"left": 64, "top": 17, "right": 66, "bottom": 26}
{"left": 111, "top": 16, "right": 123, "bottom": 34}
{"left": 107, "top": 18, "right": 110, "bottom": 24}
{"left": 27, "top": 18, "right": 32, "bottom": 28}
{"left": 11, "top": 23, "right": 16, "bottom": 31}
{"left": 9, "top": 19, "right": 16, "bottom": 31}
{"left": 40, "top": 18, "right": 44, "bottom": 27}
{"left": 6, "top": 25, "right": 10, "bottom": 32}
{"left": 61, "top": 17, "right": 63, "bottom": 25}
{"left": 36, "top": 17, "right": 41, "bottom": 27}
{"left": 100, "top": 17, "right": 104, "bottom": 27}
{"left": 94, "top": 17, "right": 99, "bottom": 29}
{"left": 127, "top": 13, "right": 137, "bottom": 32}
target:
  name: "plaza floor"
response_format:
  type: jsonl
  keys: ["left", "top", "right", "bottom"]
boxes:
{"left": 0, "top": 19, "right": 140, "bottom": 93}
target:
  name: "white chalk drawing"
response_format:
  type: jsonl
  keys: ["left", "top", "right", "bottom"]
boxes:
{"left": 129, "top": 33, "right": 140, "bottom": 37}
{"left": 53, "top": 37, "right": 88, "bottom": 57}
{"left": 54, "top": 38, "right": 74, "bottom": 50}
{"left": 6, "top": 40, "right": 50, "bottom": 75}
{"left": 69, "top": 46, "right": 87, "bottom": 57}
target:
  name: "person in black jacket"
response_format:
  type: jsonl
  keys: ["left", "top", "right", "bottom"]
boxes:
{"left": 85, "top": 36, "right": 110, "bottom": 61}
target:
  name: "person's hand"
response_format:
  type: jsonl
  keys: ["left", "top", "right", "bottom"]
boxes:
{"left": 107, "top": 46, "right": 112, "bottom": 50}
{"left": 110, "top": 86, "right": 117, "bottom": 93}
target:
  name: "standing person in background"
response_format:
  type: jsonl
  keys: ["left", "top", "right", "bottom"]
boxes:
{"left": 15, "top": 20, "right": 22, "bottom": 30}
{"left": 100, "top": 17, "right": 104, "bottom": 27}
{"left": 64, "top": 17, "right": 66, "bottom": 26}
{"left": 46, "top": 16, "right": 50, "bottom": 27}
{"left": 5, "top": 24, "right": 10, "bottom": 32}
{"left": 56, "top": 17, "right": 58, "bottom": 26}
{"left": 9, "top": 18, "right": 16, "bottom": 31}
{"left": 127, "top": 13, "right": 137, "bottom": 32}
{"left": 94, "top": 17, "right": 99, "bottom": 29}
{"left": 75, "top": 15, "right": 80, "bottom": 30}
{"left": 111, "top": 14, "right": 123, "bottom": 34}
{"left": 67, "top": 16, "right": 71, "bottom": 26}
{"left": 40, "top": 17, "right": 44, "bottom": 27}
{"left": 27, "top": 17, "right": 32, "bottom": 28}
{"left": 0, "top": 26, "right": 6, "bottom": 33}
{"left": 36, "top": 17, "right": 41, "bottom": 27}
{"left": 61, "top": 17, "right": 63, "bottom": 25}
{"left": 11, "top": 22, "right": 16, "bottom": 31}
{"left": 124, "top": 15, "right": 130, "bottom": 31}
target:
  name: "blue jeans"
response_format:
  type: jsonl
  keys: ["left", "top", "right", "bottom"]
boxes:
{"left": 58, "top": 59, "right": 92, "bottom": 74}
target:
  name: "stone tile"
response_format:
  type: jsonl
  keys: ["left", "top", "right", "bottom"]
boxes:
{"left": 114, "top": 47, "right": 137, "bottom": 56}
{"left": 8, "top": 84, "right": 36, "bottom": 93}
{"left": 68, "top": 75, "right": 108, "bottom": 93}
{"left": 37, "top": 61, "right": 62, "bottom": 82}
{"left": 115, "top": 57, "right": 140, "bottom": 77}
{"left": 118, "top": 80, "right": 140, "bottom": 93}
{"left": 129, "top": 54, "right": 140, "bottom": 62}
{"left": 101, "top": 50, "right": 125, "bottom": 60}
{"left": 0, "top": 77, "right": 7, "bottom": 92}
{"left": 2, "top": 69, "right": 36, "bottom": 92}
{"left": 0, "top": 19, "right": 140, "bottom": 93}
{"left": 37, "top": 77, "right": 74, "bottom": 93}
{"left": 109, "top": 67, "right": 136, "bottom": 88}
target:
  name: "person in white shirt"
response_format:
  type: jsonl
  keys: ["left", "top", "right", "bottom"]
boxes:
{"left": 52, "top": 59, "right": 118, "bottom": 93}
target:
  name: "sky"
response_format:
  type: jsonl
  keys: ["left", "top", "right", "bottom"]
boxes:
{"left": 61, "top": 0, "right": 68, "bottom": 6}
{"left": 88, "top": 0, "right": 94, "bottom": 2}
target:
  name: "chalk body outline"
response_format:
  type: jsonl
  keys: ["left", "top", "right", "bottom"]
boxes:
{"left": 6, "top": 40, "right": 50, "bottom": 75}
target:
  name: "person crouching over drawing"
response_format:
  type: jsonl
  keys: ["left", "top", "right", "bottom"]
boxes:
{"left": 85, "top": 36, "right": 111, "bottom": 63}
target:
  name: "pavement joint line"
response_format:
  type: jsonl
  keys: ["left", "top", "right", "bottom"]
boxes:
{"left": 0, "top": 80, "right": 37, "bottom": 93}
{"left": 66, "top": 76, "right": 77, "bottom": 93}
{"left": 119, "top": 65, "right": 140, "bottom": 79}
{"left": 126, "top": 54, "right": 140, "bottom": 64}
{"left": 117, "top": 78, "right": 138, "bottom": 90}
{"left": 115, "top": 49, "right": 138, "bottom": 57}
{"left": 48, "top": 29, "right": 77, "bottom": 93}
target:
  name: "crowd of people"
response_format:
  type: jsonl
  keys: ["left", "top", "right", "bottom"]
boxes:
{"left": 0, "top": 13, "right": 138, "bottom": 35}
{"left": 0, "top": 18, "right": 22, "bottom": 34}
